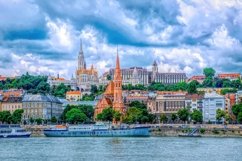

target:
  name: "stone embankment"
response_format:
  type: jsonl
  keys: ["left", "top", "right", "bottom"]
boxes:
{"left": 150, "top": 124, "right": 242, "bottom": 137}
{"left": 23, "top": 125, "right": 50, "bottom": 137}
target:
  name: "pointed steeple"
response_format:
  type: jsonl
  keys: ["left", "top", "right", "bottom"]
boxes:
{"left": 80, "top": 39, "right": 83, "bottom": 52}
{"left": 116, "top": 48, "right": 120, "bottom": 70}
{"left": 78, "top": 39, "right": 86, "bottom": 70}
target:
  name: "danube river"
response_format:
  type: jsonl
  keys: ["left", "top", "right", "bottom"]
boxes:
{"left": 0, "top": 137, "right": 241, "bottom": 161}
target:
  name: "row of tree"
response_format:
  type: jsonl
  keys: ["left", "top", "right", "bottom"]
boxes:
{"left": 160, "top": 108, "right": 203, "bottom": 124}
{"left": 0, "top": 109, "right": 24, "bottom": 124}
{"left": 0, "top": 73, "right": 71, "bottom": 98}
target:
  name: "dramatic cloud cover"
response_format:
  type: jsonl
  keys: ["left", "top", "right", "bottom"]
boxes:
{"left": 1, "top": 0, "right": 242, "bottom": 78}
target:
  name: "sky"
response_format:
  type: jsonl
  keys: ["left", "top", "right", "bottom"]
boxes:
{"left": 1, "top": 0, "right": 242, "bottom": 79}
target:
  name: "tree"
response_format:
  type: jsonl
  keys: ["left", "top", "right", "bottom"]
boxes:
{"left": 35, "top": 118, "right": 43, "bottom": 125}
{"left": 160, "top": 114, "right": 168, "bottom": 123}
{"left": 187, "top": 80, "right": 198, "bottom": 94}
{"left": 113, "top": 111, "right": 122, "bottom": 122}
{"left": 191, "top": 109, "right": 203, "bottom": 123}
{"left": 203, "top": 68, "right": 215, "bottom": 78}
{"left": 177, "top": 108, "right": 190, "bottom": 123}
{"left": 90, "top": 85, "right": 98, "bottom": 94}
{"left": 96, "top": 107, "right": 114, "bottom": 122}
{"left": 106, "top": 74, "right": 112, "bottom": 80}
{"left": 237, "top": 112, "right": 242, "bottom": 124}
{"left": 216, "top": 109, "right": 226, "bottom": 123}
{"left": 66, "top": 108, "right": 87, "bottom": 124}
{"left": 171, "top": 113, "right": 177, "bottom": 123}
{"left": 51, "top": 116, "right": 57, "bottom": 124}
{"left": 129, "top": 101, "right": 146, "bottom": 109}
{"left": 11, "top": 109, "right": 24, "bottom": 124}
{"left": 0, "top": 111, "right": 12, "bottom": 123}
{"left": 52, "top": 83, "right": 71, "bottom": 98}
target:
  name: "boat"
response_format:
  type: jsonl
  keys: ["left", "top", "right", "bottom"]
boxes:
{"left": 44, "top": 123, "right": 150, "bottom": 137}
{"left": 0, "top": 125, "right": 31, "bottom": 138}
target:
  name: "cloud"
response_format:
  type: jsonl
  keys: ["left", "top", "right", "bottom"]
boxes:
{"left": 1, "top": 0, "right": 242, "bottom": 79}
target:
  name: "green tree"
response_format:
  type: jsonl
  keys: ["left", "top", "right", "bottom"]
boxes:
{"left": 90, "top": 85, "right": 98, "bottom": 94}
{"left": 177, "top": 108, "right": 190, "bottom": 123}
{"left": 129, "top": 101, "right": 146, "bottom": 109}
{"left": 113, "top": 111, "right": 122, "bottom": 122}
{"left": 106, "top": 74, "right": 112, "bottom": 80}
{"left": 52, "top": 83, "right": 71, "bottom": 98}
{"left": 187, "top": 80, "right": 198, "bottom": 94}
{"left": 191, "top": 109, "right": 203, "bottom": 123}
{"left": 203, "top": 67, "right": 215, "bottom": 78}
{"left": 0, "top": 111, "right": 12, "bottom": 123}
{"left": 171, "top": 113, "right": 178, "bottom": 123}
{"left": 51, "top": 116, "right": 57, "bottom": 124}
{"left": 216, "top": 109, "right": 226, "bottom": 123}
{"left": 11, "top": 109, "right": 24, "bottom": 124}
{"left": 66, "top": 108, "right": 87, "bottom": 124}
{"left": 96, "top": 107, "right": 114, "bottom": 122}
{"left": 35, "top": 118, "right": 43, "bottom": 125}
{"left": 160, "top": 114, "right": 168, "bottom": 123}
{"left": 237, "top": 112, "right": 242, "bottom": 124}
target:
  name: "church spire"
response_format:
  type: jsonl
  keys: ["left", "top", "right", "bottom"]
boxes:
{"left": 78, "top": 39, "right": 86, "bottom": 70}
{"left": 116, "top": 47, "right": 120, "bottom": 70}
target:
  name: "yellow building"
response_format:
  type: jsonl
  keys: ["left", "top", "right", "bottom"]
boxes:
{"left": 66, "top": 91, "right": 82, "bottom": 101}
{"left": 1, "top": 97, "right": 22, "bottom": 113}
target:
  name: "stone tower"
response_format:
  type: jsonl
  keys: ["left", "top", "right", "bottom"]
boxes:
{"left": 113, "top": 51, "right": 125, "bottom": 113}
{"left": 152, "top": 60, "right": 158, "bottom": 82}
{"left": 78, "top": 40, "right": 86, "bottom": 70}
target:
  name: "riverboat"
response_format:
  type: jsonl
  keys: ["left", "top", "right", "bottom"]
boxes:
{"left": 44, "top": 123, "right": 150, "bottom": 137}
{"left": 0, "top": 125, "right": 31, "bottom": 138}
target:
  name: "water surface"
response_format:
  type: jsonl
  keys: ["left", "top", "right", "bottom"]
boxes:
{"left": 0, "top": 137, "right": 241, "bottom": 161}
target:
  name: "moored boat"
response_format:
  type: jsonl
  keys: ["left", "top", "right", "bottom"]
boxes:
{"left": 44, "top": 123, "right": 150, "bottom": 137}
{"left": 0, "top": 125, "right": 31, "bottom": 138}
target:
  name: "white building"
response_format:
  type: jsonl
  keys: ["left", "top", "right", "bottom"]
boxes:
{"left": 203, "top": 92, "right": 225, "bottom": 123}
{"left": 47, "top": 74, "right": 77, "bottom": 90}
{"left": 236, "top": 90, "right": 242, "bottom": 104}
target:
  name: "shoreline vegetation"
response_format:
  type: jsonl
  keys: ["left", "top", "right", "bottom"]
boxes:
{"left": 22, "top": 124, "right": 242, "bottom": 138}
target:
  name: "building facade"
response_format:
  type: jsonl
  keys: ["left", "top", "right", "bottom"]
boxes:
{"left": 94, "top": 52, "right": 125, "bottom": 118}
{"left": 1, "top": 96, "right": 22, "bottom": 113}
{"left": 47, "top": 74, "right": 76, "bottom": 90}
{"left": 203, "top": 92, "right": 225, "bottom": 123}
{"left": 147, "top": 91, "right": 187, "bottom": 116}
{"left": 107, "top": 60, "right": 187, "bottom": 86}
{"left": 185, "top": 94, "right": 203, "bottom": 111}
{"left": 66, "top": 91, "right": 82, "bottom": 101}
{"left": 123, "top": 90, "right": 149, "bottom": 105}
{"left": 76, "top": 42, "right": 99, "bottom": 92}
{"left": 225, "top": 93, "right": 236, "bottom": 120}
{"left": 218, "top": 73, "right": 241, "bottom": 80}
{"left": 22, "top": 94, "right": 63, "bottom": 120}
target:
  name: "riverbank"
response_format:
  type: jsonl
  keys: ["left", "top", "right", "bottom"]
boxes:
{"left": 150, "top": 124, "right": 242, "bottom": 137}
{"left": 22, "top": 124, "right": 242, "bottom": 138}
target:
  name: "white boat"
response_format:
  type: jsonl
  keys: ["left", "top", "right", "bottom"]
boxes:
{"left": 0, "top": 125, "right": 31, "bottom": 138}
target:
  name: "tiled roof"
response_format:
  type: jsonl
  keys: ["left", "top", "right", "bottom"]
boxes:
{"left": 66, "top": 91, "right": 81, "bottom": 95}
{"left": 2, "top": 96, "right": 22, "bottom": 103}
{"left": 22, "top": 94, "right": 62, "bottom": 103}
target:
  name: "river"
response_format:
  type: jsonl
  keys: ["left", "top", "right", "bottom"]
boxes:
{"left": 0, "top": 137, "right": 241, "bottom": 161}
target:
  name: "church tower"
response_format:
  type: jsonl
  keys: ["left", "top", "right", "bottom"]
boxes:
{"left": 78, "top": 40, "right": 86, "bottom": 70}
{"left": 113, "top": 50, "right": 125, "bottom": 113}
{"left": 152, "top": 60, "right": 158, "bottom": 82}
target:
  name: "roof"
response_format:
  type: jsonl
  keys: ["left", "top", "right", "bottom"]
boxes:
{"left": 66, "top": 91, "right": 81, "bottom": 95}
{"left": 185, "top": 94, "right": 204, "bottom": 100}
{"left": 204, "top": 92, "right": 224, "bottom": 99}
{"left": 2, "top": 96, "right": 22, "bottom": 103}
{"left": 22, "top": 94, "right": 62, "bottom": 104}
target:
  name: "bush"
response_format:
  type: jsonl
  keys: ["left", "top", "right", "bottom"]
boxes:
{"left": 212, "top": 129, "right": 219, "bottom": 134}
{"left": 200, "top": 128, "right": 205, "bottom": 134}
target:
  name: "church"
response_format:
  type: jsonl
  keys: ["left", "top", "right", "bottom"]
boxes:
{"left": 76, "top": 41, "right": 99, "bottom": 92}
{"left": 94, "top": 51, "right": 125, "bottom": 118}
